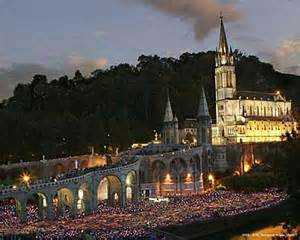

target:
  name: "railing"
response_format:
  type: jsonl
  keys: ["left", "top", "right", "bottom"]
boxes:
{"left": 0, "top": 156, "right": 140, "bottom": 196}
{"left": 0, "top": 147, "right": 196, "bottom": 196}
{"left": 147, "top": 147, "right": 201, "bottom": 160}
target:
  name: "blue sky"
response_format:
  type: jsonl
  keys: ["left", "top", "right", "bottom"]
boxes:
{"left": 0, "top": 0, "right": 299, "bottom": 98}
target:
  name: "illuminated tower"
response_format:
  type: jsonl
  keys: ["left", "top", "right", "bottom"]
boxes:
{"left": 215, "top": 14, "right": 236, "bottom": 124}
{"left": 197, "top": 87, "right": 212, "bottom": 146}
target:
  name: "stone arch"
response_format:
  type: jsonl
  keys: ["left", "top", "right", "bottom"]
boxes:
{"left": 125, "top": 171, "right": 136, "bottom": 201}
{"left": 97, "top": 175, "right": 122, "bottom": 206}
{"left": 27, "top": 192, "right": 48, "bottom": 220}
{"left": 0, "top": 197, "right": 25, "bottom": 224}
{"left": 151, "top": 160, "right": 167, "bottom": 183}
{"left": 57, "top": 187, "right": 74, "bottom": 216}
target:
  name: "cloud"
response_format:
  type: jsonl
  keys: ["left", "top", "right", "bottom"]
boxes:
{"left": 64, "top": 54, "right": 108, "bottom": 75}
{"left": 270, "top": 38, "right": 300, "bottom": 75}
{"left": 124, "top": 0, "right": 243, "bottom": 40}
{"left": 0, "top": 63, "right": 60, "bottom": 100}
{"left": 0, "top": 55, "right": 108, "bottom": 100}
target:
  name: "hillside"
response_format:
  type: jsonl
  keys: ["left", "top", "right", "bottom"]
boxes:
{"left": 0, "top": 51, "right": 299, "bottom": 163}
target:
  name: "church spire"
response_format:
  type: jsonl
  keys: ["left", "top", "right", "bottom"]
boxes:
{"left": 164, "top": 89, "right": 174, "bottom": 122}
{"left": 218, "top": 13, "right": 229, "bottom": 54}
{"left": 197, "top": 86, "right": 210, "bottom": 118}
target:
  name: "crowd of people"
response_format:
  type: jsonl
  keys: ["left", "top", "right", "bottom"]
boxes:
{"left": 0, "top": 188, "right": 287, "bottom": 239}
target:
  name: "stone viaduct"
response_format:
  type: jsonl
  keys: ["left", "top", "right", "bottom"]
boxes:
{"left": 0, "top": 160, "right": 140, "bottom": 222}
{"left": 0, "top": 154, "right": 107, "bottom": 180}
{"left": 0, "top": 144, "right": 218, "bottom": 222}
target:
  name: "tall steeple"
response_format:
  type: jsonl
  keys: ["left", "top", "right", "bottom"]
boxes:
{"left": 197, "top": 86, "right": 212, "bottom": 146}
{"left": 164, "top": 90, "right": 174, "bottom": 122}
{"left": 214, "top": 13, "right": 236, "bottom": 108}
{"left": 218, "top": 13, "right": 229, "bottom": 55}
{"left": 198, "top": 86, "right": 210, "bottom": 118}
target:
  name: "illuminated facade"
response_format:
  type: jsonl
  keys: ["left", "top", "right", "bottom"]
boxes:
{"left": 212, "top": 16, "right": 297, "bottom": 145}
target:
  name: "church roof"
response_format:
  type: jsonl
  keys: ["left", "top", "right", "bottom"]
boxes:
{"left": 218, "top": 15, "right": 229, "bottom": 54}
{"left": 197, "top": 87, "right": 210, "bottom": 118}
{"left": 235, "top": 91, "right": 287, "bottom": 102}
{"left": 164, "top": 91, "right": 174, "bottom": 122}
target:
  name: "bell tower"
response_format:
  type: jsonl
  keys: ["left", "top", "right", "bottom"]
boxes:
{"left": 215, "top": 14, "right": 236, "bottom": 124}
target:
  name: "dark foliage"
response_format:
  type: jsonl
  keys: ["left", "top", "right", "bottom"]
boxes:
{"left": 0, "top": 52, "right": 299, "bottom": 163}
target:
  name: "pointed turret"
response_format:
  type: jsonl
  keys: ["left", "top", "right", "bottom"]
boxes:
{"left": 197, "top": 87, "right": 210, "bottom": 118}
{"left": 197, "top": 86, "right": 212, "bottom": 146}
{"left": 162, "top": 90, "right": 179, "bottom": 145}
{"left": 218, "top": 14, "right": 229, "bottom": 54}
{"left": 164, "top": 91, "right": 174, "bottom": 122}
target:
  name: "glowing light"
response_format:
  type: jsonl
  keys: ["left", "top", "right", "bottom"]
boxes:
{"left": 126, "top": 177, "right": 131, "bottom": 186}
{"left": 126, "top": 186, "right": 132, "bottom": 200}
{"left": 255, "top": 159, "right": 262, "bottom": 165}
{"left": 185, "top": 173, "right": 192, "bottom": 183}
{"left": 164, "top": 173, "right": 172, "bottom": 183}
{"left": 114, "top": 193, "right": 119, "bottom": 200}
{"left": 244, "top": 162, "right": 251, "bottom": 173}
{"left": 208, "top": 174, "right": 214, "bottom": 182}
{"left": 208, "top": 173, "right": 215, "bottom": 188}
{"left": 78, "top": 189, "right": 84, "bottom": 200}
{"left": 12, "top": 185, "right": 17, "bottom": 190}
{"left": 77, "top": 199, "right": 82, "bottom": 210}
{"left": 20, "top": 172, "right": 31, "bottom": 185}
{"left": 42, "top": 196, "right": 47, "bottom": 207}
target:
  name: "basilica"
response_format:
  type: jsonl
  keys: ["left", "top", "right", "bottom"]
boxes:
{"left": 161, "top": 16, "right": 297, "bottom": 146}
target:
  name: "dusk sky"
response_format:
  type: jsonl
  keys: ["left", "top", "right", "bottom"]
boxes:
{"left": 0, "top": 0, "right": 299, "bottom": 99}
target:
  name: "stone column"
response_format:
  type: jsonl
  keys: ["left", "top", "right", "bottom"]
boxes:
{"left": 90, "top": 176, "right": 99, "bottom": 212}
{"left": 134, "top": 170, "right": 140, "bottom": 201}
{"left": 121, "top": 183, "right": 126, "bottom": 208}
{"left": 37, "top": 195, "right": 44, "bottom": 220}
{"left": 71, "top": 189, "right": 79, "bottom": 218}
{"left": 46, "top": 193, "right": 55, "bottom": 220}
{"left": 120, "top": 174, "right": 127, "bottom": 208}
{"left": 16, "top": 197, "right": 27, "bottom": 223}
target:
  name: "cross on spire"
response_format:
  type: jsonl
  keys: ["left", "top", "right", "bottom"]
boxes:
{"left": 218, "top": 13, "right": 229, "bottom": 54}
